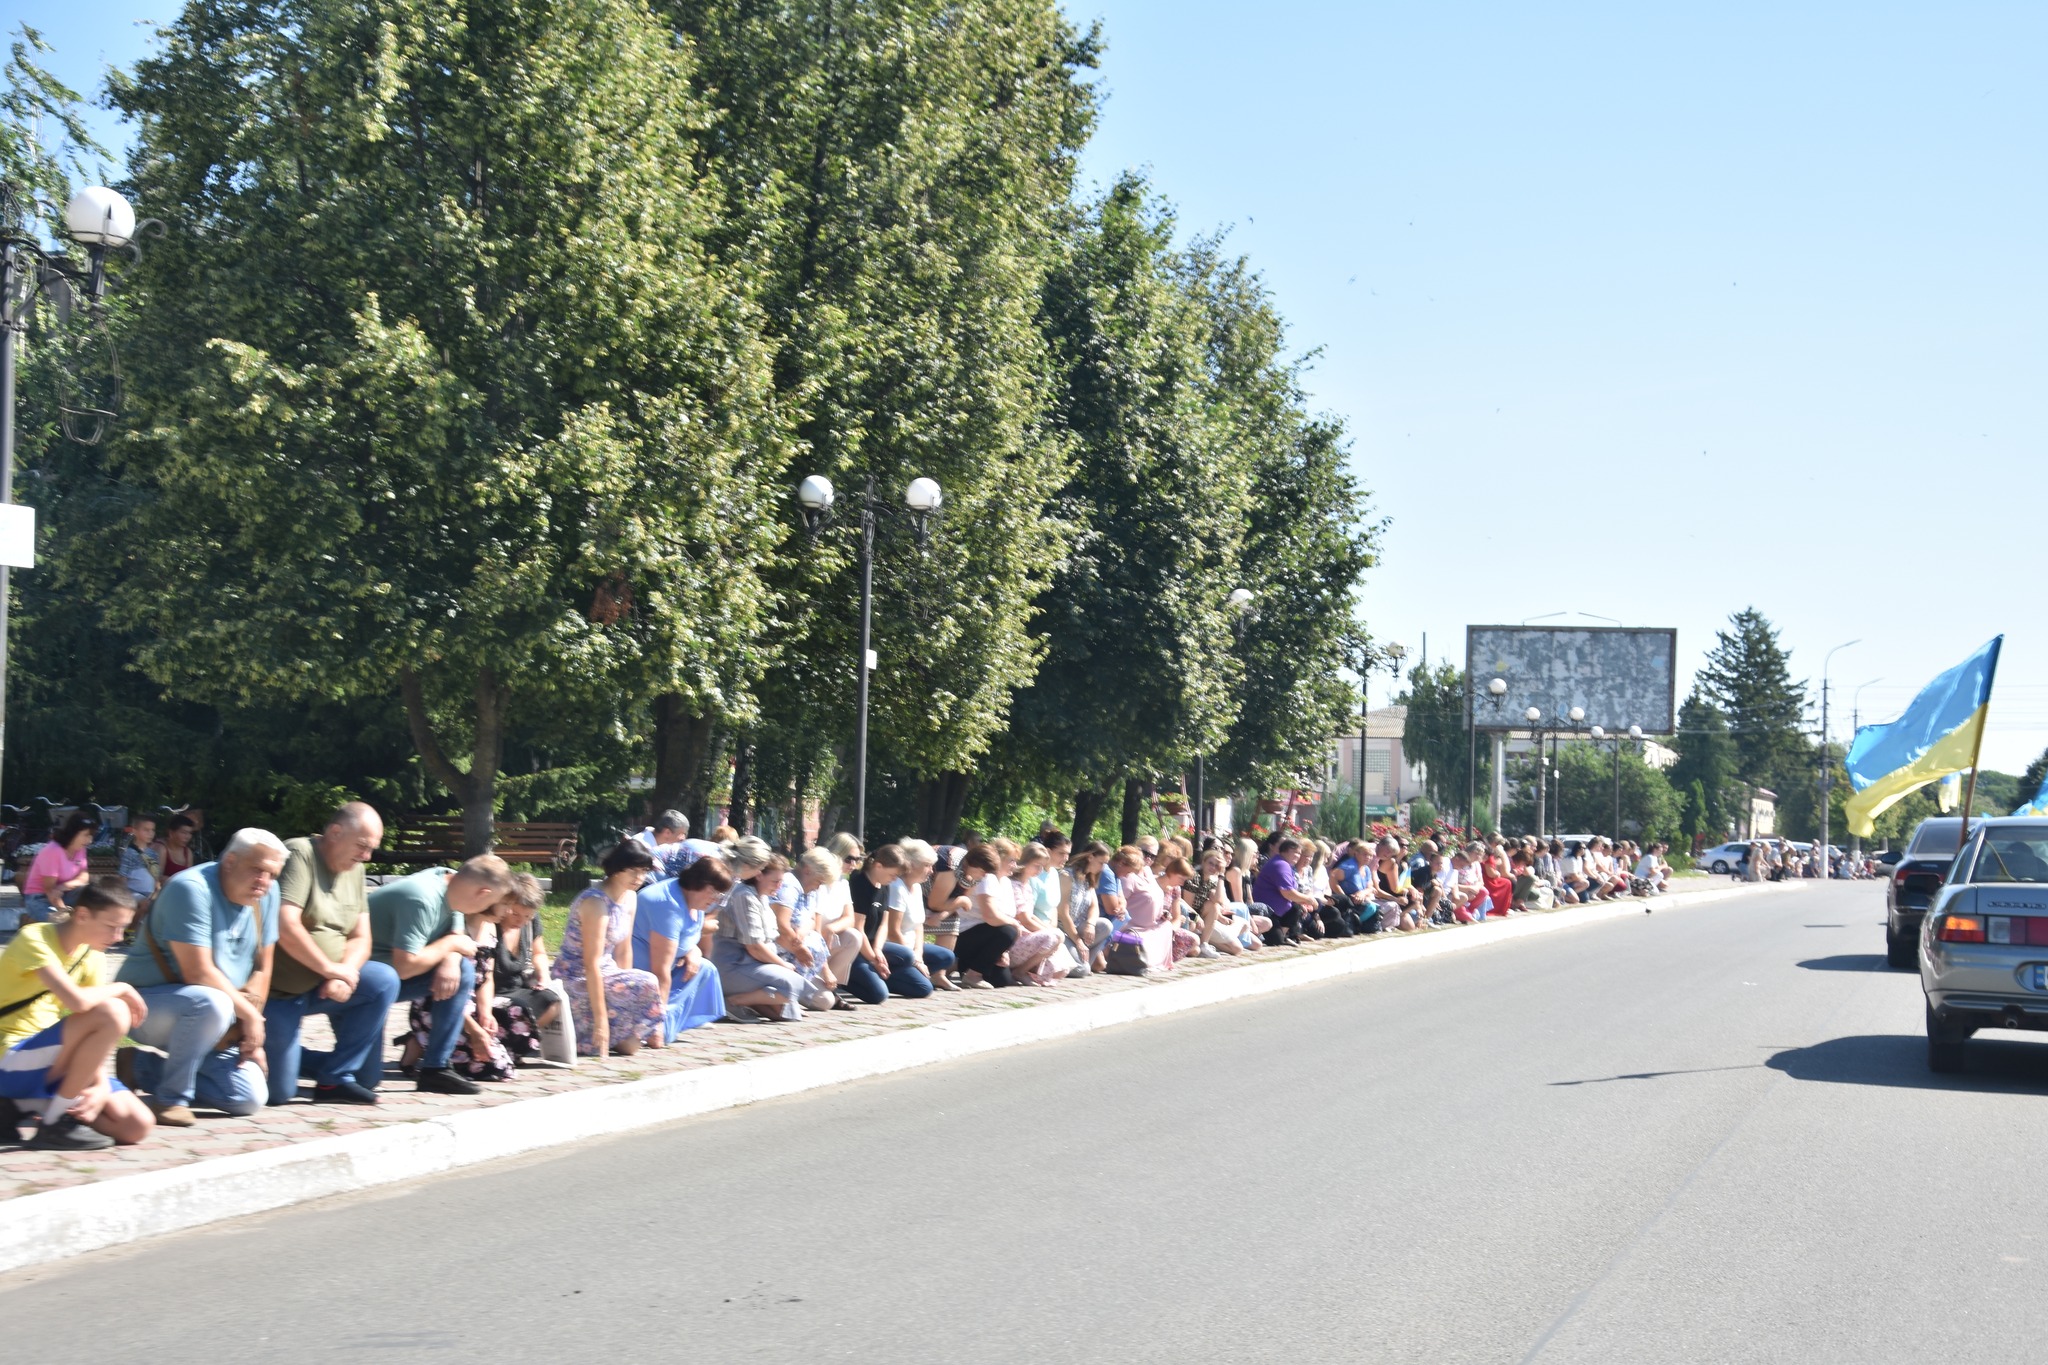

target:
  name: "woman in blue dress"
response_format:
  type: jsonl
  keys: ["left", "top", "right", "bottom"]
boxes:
{"left": 630, "top": 855, "right": 733, "bottom": 1043}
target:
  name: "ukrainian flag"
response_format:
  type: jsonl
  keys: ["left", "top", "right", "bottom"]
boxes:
{"left": 1843, "top": 636, "right": 2001, "bottom": 837}
{"left": 2015, "top": 775, "right": 2048, "bottom": 818}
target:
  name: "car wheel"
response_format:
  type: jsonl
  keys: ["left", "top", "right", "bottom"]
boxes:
{"left": 1926, "top": 1001, "right": 1970, "bottom": 1073}
{"left": 1886, "top": 929, "right": 1915, "bottom": 970}
{"left": 1711, "top": 860, "right": 1729, "bottom": 874}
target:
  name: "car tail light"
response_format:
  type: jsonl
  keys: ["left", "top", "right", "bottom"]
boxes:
{"left": 1991, "top": 917, "right": 2016, "bottom": 944}
{"left": 2030, "top": 919, "right": 2048, "bottom": 947}
{"left": 1938, "top": 914, "right": 1986, "bottom": 943}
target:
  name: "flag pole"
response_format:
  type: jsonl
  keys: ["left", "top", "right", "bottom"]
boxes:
{"left": 1958, "top": 721, "right": 1987, "bottom": 850}
{"left": 1957, "top": 640, "right": 2002, "bottom": 850}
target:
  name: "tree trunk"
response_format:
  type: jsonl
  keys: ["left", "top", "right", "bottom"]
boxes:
{"left": 728, "top": 734, "right": 755, "bottom": 834}
{"left": 651, "top": 693, "right": 713, "bottom": 824}
{"left": 1120, "top": 776, "right": 1144, "bottom": 846}
{"left": 915, "top": 771, "right": 971, "bottom": 845}
{"left": 1071, "top": 787, "right": 1107, "bottom": 845}
{"left": 399, "top": 665, "right": 506, "bottom": 858}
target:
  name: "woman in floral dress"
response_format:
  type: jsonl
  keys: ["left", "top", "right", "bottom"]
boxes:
{"left": 559, "top": 841, "right": 665, "bottom": 1056}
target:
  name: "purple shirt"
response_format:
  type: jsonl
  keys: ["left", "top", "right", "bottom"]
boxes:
{"left": 1251, "top": 856, "right": 1297, "bottom": 910}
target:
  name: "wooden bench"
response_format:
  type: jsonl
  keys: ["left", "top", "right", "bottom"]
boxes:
{"left": 382, "top": 820, "right": 581, "bottom": 871}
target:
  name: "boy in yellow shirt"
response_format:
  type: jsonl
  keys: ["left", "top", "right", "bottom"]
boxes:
{"left": 0, "top": 883, "right": 156, "bottom": 1150}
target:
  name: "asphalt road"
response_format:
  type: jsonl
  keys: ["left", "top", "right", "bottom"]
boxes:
{"left": 7, "top": 879, "right": 2047, "bottom": 1364}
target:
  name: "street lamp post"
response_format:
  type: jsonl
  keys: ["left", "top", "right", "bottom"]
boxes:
{"left": 1468, "top": 675, "right": 1508, "bottom": 833}
{"left": 1196, "top": 588, "right": 1257, "bottom": 842}
{"left": 1593, "top": 724, "right": 1643, "bottom": 843}
{"left": 0, "top": 183, "right": 137, "bottom": 799}
{"left": 1819, "top": 639, "right": 1860, "bottom": 881}
{"left": 1523, "top": 705, "right": 1585, "bottom": 839}
{"left": 797, "top": 472, "right": 942, "bottom": 843}
{"left": 1359, "top": 641, "right": 1407, "bottom": 840}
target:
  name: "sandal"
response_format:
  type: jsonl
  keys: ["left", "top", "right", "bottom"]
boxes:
{"left": 831, "top": 993, "right": 860, "bottom": 1011}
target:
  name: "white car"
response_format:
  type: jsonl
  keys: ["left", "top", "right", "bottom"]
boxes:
{"left": 1699, "top": 841, "right": 1750, "bottom": 874}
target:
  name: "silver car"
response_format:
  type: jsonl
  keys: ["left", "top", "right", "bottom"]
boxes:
{"left": 1920, "top": 817, "right": 2048, "bottom": 1071}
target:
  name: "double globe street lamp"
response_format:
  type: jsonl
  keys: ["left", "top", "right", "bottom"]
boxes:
{"left": 1523, "top": 705, "right": 1586, "bottom": 840}
{"left": 1589, "top": 723, "right": 1644, "bottom": 845}
{"left": 1, "top": 183, "right": 141, "bottom": 794}
{"left": 798, "top": 472, "right": 942, "bottom": 842}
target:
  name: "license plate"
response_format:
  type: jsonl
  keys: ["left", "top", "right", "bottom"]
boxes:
{"left": 2028, "top": 965, "right": 2048, "bottom": 992}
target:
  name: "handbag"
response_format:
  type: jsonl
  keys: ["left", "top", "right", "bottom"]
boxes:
{"left": 1103, "top": 930, "right": 1157, "bottom": 977}
{"left": 141, "top": 910, "right": 245, "bottom": 1052}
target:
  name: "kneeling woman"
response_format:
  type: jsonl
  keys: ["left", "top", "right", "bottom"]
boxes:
{"left": 706, "top": 838, "right": 809, "bottom": 1023}
{"left": 559, "top": 842, "right": 666, "bottom": 1056}
{"left": 952, "top": 844, "right": 1060, "bottom": 988}
{"left": 632, "top": 856, "right": 733, "bottom": 1042}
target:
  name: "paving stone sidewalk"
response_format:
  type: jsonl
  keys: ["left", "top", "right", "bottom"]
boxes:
{"left": 0, "top": 874, "right": 1762, "bottom": 1201}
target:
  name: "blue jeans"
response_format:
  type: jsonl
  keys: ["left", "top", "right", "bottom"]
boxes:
{"left": 262, "top": 960, "right": 402, "bottom": 1104}
{"left": 882, "top": 941, "right": 956, "bottom": 998}
{"left": 393, "top": 956, "right": 476, "bottom": 1068}
{"left": 125, "top": 984, "right": 266, "bottom": 1114}
{"left": 843, "top": 952, "right": 890, "bottom": 1005}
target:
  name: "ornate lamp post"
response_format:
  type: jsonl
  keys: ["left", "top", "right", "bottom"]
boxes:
{"left": 1, "top": 183, "right": 139, "bottom": 795}
{"left": 1468, "top": 675, "right": 1509, "bottom": 833}
{"left": 797, "top": 473, "right": 942, "bottom": 842}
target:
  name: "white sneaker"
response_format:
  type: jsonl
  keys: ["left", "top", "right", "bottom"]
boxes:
{"left": 1199, "top": 944, "right": 1220, "bottom": 959}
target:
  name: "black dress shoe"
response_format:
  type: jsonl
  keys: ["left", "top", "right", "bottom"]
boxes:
{"left": 416, "top": 1067, "right": 481, "bottom": 1096}
{"left": 311, "top": 1080, "right": 381, "bottom": 1106}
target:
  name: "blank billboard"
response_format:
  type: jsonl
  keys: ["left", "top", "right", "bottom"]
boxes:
{"left": 1465, "top": 626, "right": 1677, "bottom": 734}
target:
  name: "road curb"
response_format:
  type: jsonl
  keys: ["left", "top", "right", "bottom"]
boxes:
{"left": 0, "top": 877, "right": 1810, "bottom": 1273}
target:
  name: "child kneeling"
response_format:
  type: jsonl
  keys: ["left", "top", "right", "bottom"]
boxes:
{"left": 0, "top": 882, "right": 157, "bottom": 1150}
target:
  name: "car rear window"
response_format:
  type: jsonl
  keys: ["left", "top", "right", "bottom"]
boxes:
{"left": 1909, "top": 821, "right": 1964, "bottom": 855}
{"left": 1969, "top": 834, "right": 2048, "bottom": 883}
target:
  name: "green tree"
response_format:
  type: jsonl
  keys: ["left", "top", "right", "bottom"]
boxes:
{"left": 1177, "top": 237, "right": 1377, "bottom": 828}
{"left": 2015, "top": 747, "right": 2048, "bottom": 812}
{"left": 1697, "top": 608, "right": 1811, "bottom": 792}
{"left": 98, "top": 0, "right": 787, "bottom": 852}
{"left": 1006, "top": 179, "right": 1254, "bottom": 842}
{"left": 1396, "top": 662, "right": 1491, "bottom": 827}
{"left": 1503, "top": 741, "right": 1681, "bottom": 843}
{"left": 673, "top": 0, "right": 1097, "bottom": 838}
{"left": 1665, "top": 688, "right": 1737, "bottom": 844}
{"left": 1, "top": 25, "right": 102, "bottom": 203}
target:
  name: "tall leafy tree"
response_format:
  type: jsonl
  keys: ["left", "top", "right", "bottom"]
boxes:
{"left": 1200, "top": 235, "right": 1379, "bottom": 813}
{"left": 1394, "top": 662, "right": 1491, "bottom": 826}
{"left": 1665, "top": 688, "right": 1737, "bottom": 843}
{"left": 671, "top": 0, "right": 1097, "bottom": 835}
{"left": 1008, "top": 180, "right": 1253, "bottom": 840}
{"left": 97, "top": 0, "right": 787, "bottom": 851}
{"left": 1697, "top": 608, "right": 1810, "bottom": 792}
{"left": 2013, "top": 747, "right": 2048, "bottom": 813}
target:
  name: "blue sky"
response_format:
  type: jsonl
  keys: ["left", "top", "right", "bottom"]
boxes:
{"left": 17, "top": 2, "right": 2048, "bottom": 771}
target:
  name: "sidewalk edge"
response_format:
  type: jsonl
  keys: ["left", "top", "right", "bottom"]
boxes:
{"left": 0, "top": 879, "right": 1805, "bottom": 1273}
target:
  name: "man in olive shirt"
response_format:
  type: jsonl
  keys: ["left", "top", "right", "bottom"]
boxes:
{"left": 368, "top": 854, "right": 512, "bottom": 1095}
{"left": 262, "top": 804, "right": 401, "bottom": 1106}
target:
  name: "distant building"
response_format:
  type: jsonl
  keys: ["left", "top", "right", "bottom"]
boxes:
{"left": 1325, "top": 704, "right": 1428, "bottom": 819}
{"left": 1739, "top": 785, "right": 1777, "bottom": 838}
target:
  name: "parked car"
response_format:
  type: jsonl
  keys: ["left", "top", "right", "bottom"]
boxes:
{"left": 1699, "top": 841, "right": 1750, "bottom": 875}
{"left": 1920, "top": 817, "right": 2048, "bottom": 1071}
{"left": 1888, "top": 817, "right": 1967, "bottom": 968}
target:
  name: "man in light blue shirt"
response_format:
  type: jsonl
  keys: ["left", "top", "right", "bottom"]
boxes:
{"left": 117, "top": 829, "right": 286, "bottom": 1125}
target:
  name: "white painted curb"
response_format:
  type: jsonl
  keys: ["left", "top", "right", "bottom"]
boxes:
{"left": 0, "top": 878, "right": 1810, "bottom": 1273}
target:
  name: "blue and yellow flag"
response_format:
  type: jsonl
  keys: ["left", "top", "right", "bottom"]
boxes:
{"left": 1843, "top": 636, "right": 2001, "bottom": 837}
{"left": 2015, "top": 774, "right": 2048, "bottom": 818}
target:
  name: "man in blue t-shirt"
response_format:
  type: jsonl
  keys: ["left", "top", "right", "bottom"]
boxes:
{"left": 116, "top": 830, "right": 287, "bottom": 1126}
